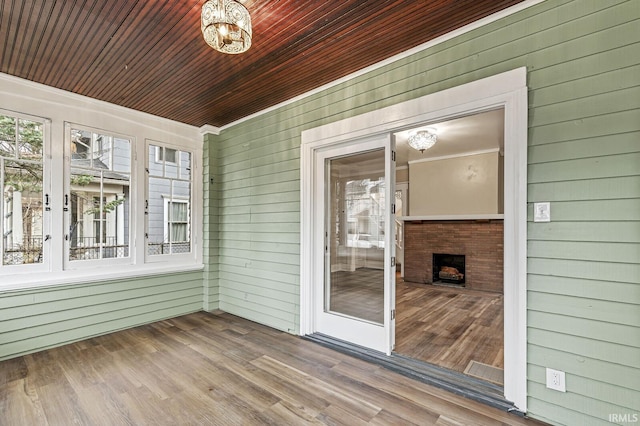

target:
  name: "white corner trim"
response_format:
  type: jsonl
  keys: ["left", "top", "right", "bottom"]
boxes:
{"left": 221, "top": 0, "right": 544, "bottom": 130}
{"left": 407, "top": 148, "right": 501, "bottom": 165}
{"left": 200, "top": 124, "right": 221, "bottom": 136}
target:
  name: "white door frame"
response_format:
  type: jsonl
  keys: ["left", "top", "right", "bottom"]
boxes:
{"left": 300, "top": 67, "right": 528, "bottom": 411}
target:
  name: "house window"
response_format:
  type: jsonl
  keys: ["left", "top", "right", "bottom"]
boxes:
{"left": 147, "top": 143, "right": 192, "bottom": 256}
{"left": 155, "top": 146, "right": 177, "bottom": 164}
{"left": 0, "top": 112, "right": 45, "bottom": 267}
{"left": 68, "top": 127, "right": 130, "bottom": 262}
{"left": 165, "top": 199, "right": 189, "bottom": 244}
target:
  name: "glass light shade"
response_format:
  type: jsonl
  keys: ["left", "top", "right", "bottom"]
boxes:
{"left": 407, "top": 128, "right": 437, "bottom": 153}
{"left": 202, "top": 0, "right": 251, "bottom": 54}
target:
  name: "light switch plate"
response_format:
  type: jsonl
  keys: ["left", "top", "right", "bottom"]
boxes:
{"left": 534, "top": 202, "right": 551, "bottom": 222}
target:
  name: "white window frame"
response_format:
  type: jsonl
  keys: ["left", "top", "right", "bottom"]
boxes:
{"left": 0, "top": 108, "right": 51, "bottom": 275}
{"left": 64, "top": 123, "right": 133, "bottom": 268}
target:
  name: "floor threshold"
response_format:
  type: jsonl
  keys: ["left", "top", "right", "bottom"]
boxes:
{"left": 304, "top": 333, "right": 523, "bottom": 415}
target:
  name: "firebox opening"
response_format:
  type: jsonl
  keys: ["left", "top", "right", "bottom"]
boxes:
{"left": 433, "top": 253, "right": 466, "bottom": 286}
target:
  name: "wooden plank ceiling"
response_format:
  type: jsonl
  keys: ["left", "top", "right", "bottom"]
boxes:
{"left": 0, "top": 0, "right": 524, "bottom": 128}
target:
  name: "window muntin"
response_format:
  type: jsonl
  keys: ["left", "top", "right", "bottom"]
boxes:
{"left": 147, "top": 144, "right": 192, "bottom": 256}
{"left": 0, "top": 114, "right": 45, "bottom": 266}
{"left": 69, "top": 128, "right": 130, "bottom": 261}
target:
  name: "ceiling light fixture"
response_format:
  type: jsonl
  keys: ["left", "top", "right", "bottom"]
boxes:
{"left": 407, "top": 128, "right": 438, "bottom": 153}
{"left": 201, "top": 0, "right": 252, "bottom": 54}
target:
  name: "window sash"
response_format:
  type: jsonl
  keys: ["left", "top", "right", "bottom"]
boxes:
{"left": 0, "top": 111, "right": 46, "bottom": 268}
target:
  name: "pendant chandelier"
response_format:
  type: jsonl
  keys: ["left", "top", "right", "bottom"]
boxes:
{"left": 201, "top": 0, "right": 252, "bottom": 54}
{"left": 407, "top": 128, "right": 438, "bottom": 153}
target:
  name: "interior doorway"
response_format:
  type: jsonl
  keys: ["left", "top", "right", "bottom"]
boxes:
{"left": 392, "top": 109, "right": 506, "bottom": 387}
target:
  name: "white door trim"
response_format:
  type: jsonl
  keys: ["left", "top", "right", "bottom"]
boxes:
{"left": 300, "top": 67, "right": 528, "bottom": 411}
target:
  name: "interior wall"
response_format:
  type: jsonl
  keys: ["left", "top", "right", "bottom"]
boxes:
{"left": 408, "top": 152, "right": 501, "bottom": 216}
{"left": 396, "top": 167, "right": 409, "bottom": 183}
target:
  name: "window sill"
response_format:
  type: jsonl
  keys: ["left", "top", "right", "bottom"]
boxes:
{"left": 0, "top": 263, "right": 205, "bottom": 293}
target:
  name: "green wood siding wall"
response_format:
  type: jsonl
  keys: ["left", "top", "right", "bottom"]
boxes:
{"left": 209, "top": 0, "right": 640, "bottom": 424}
{"left": 0, "top": 271, "right": 203, "bottom": 361}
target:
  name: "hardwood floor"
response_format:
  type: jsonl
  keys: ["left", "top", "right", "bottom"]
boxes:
{"left": 0, "top": 311, "right": 544, "bottom": 425}
{"left": 395, "top": 279, "right": 504, "bottom": 380}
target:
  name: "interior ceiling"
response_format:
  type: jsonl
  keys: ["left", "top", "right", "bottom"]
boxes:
{"left": 395, "top": 108, "right": 505, "bottom": 167}
{"left": 0, "top": 0, "right": 524, "bottom": 128}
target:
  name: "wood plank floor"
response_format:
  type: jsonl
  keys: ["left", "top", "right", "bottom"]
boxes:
{"left": 395, "top": 280, "right": 504, "bottom": 379}
{"left": 0, "top": 311, "right": 545, "bottom": 425}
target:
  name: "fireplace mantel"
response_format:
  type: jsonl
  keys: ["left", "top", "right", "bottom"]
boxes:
{"left": 400, "top": 214, "right": 504, "bottom": 221}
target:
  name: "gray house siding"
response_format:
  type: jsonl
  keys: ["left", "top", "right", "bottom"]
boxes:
{"left": 206, "top": 0, "right": 639, "bottom": 424}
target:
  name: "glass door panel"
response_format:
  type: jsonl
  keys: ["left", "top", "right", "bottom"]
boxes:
{"left": 325, "top": 149, "right": 385, "bottom": 324}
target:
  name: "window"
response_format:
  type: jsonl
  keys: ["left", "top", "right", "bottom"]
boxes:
{"left": 1, "top": 107, "right": 201, "bottom": 288}
{"left": 147, "top": 143, "right": 192, "bottom": 256}
{"left": 68, "top": 127, "right": 130, "bottom": 262}
{"left": 0, "top": 112, "right": 46, "bottom": 267}
{"left": 155, "top": 146, "right": 177, "bottom": 164}
{"left": 165, "top": 199, "right": 189, "bottom": 243}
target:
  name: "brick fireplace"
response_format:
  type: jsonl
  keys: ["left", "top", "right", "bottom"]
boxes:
{"left": 403, "top": 220, "right": 503, "bottom": 293}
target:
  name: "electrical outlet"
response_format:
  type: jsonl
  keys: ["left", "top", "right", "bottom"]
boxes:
{"left": 546, "top": 368, "right": 566, "bottom": 392}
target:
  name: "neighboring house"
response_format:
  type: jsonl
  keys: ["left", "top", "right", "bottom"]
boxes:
{"left": 0, "top": 1, "right": 638, "bottom": 426}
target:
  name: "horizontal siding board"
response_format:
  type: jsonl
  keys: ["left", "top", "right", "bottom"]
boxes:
{"left": 528, "top": 328, "right": 638, "bottom": 368}
{"left": 527, "top": 364, "right": 639, "bottom": 411}
{"left": 218, "top": 256, "right": 299, "bottom": 275}
{"left": 218, "top": 212, "right": 299, "bottom": 225}
{"left": 527, "top": 398, "right": 609, "bottom": 426}
{"left": 530, "top": 63, "right": 640, "bottom": 109}
{"left": 526, "top": 199, "right": 640, "bottom": 221}
{"left": 528, "top": 292, "right": 639, "bottom": 326}
{"left": 0, "top": 293, "right": 202, "bottom": 343}
{"left": 528, "top": 176, "right": 640, "bottom": 202}
{"left": 527, "top": 383, "right": 632, "bottom": 426}
{"left": 0, "top": 284, "right": 202, "bottom": 323}
{"left": 528, "top": 344, "right": 639, "bottom": 392}
{"left": 527, "top": 221, "right": 640, "bottom": 243}
{"left": 527, "top": 152, "right": 640, "bottom": 184}
{"left": 0, "top": 272, "right": 203, "bottom": 307}
{"left": 219, "top": 264, "right": 299, "bottom": 286}
{"left": 527, "top": 311, "right": 639, "bottom": 347}
{"left": 528, "top": 131, "right": 640, "bottom": 164}
{"left": 527, "top": 240, "right": 640, "bottom": 263}
{"left": 217, "top": 223, "right": 300, "bottom": 234}
{"left": 0, "top": 303, "right": 199, "bottom": 361}
{"left": 530, "top": 85, "right": 640, "bottom": 128}
{"left": 219, "top": 231, "right": 300, "bottom": 244}
{"left": 527, "top": 275, "right": 640, "bottom": 304}
{"left": 529, "top": 109, "right": 640, "bottom": 146}
{"left": 219, "top": 300, "right": 296, "bottom": 333}
{"left": 219, "top": 248, "right": 299, "bottom": 266}
{"left": 218, "top": 273, "right": 299, "bottom": 297}
{"left": 220, "top": 287, "right": 297, "bottom": 313}
{"left": 528, "top": 258, "right": 640, "bottom": 284}
{"left": 528, "top": 41, "right": 640, "bottom": 90}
